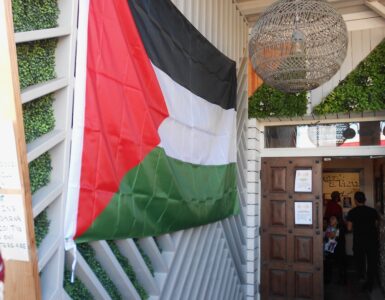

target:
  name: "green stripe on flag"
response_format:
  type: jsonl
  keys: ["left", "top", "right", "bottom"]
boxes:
{"left": 76, "top": 147, "right": 238, "bottom": 242}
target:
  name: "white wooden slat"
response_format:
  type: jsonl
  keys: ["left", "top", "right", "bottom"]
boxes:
{"left": 138, "top": 237, "right": 169, "bottom": 273}
{"left": 186, "top": 225, "right": 218, "bottom": 299}
{"left": 171, "top": 226, "right": 208, "bottom": 299}
{"left": 223, "top": 262, "right": 234, "bottom": 299}
{"left": 156, "top": 234, "right": 175, "bottom": 252}
{"left": 213, "top": 0, "right": 219, "bottom": 48}
{"left": 190, "top": 225, "right": 221, "bottom": 296}
{"left": 218, "top": 259, "right": 232, "bottom": 300}
{"left": 32, "top": 181, "right": 63, "bottom": 217}
{"left": 38, "top": 237, "right": 60, "bottom": 271}
{"left": 170, "top": 231, "right": 183, "bottom": 248}
{"left": 370, "top": 27, "right": 385, "bottom": 49}
{"left": 160, "top": 229, "right": 193, "bottom": 299}
{"left": 178, "top": 226, "right": 211, "bottom": 298}
{"left": 27, "top": 130, "right": 66, "bottom": 163}
{"left": 199, "top": 237, "right": 225, "bottom": 300}
{"left": 221, "top": 219, "right": 245, "bottom": 282}
{"left": 21, "top": 77, "right": 68, "bottom": 104}
{"left": 89, "top": 241, "right": 142, "bottom": 300}
{"left": 15, "top": 27, "right": 71, "bottom": 43}
{"left": 66, "top": 250, "right": 111, "bottom": 300}
{"left": 206, "top": 0, "right": 213, "bottom": 42}
{"left": 115, "top": 239, "right": 160, "bottom": 296}
{"left": 207, "top": 244, "right": 228, "bottom": 300}
{"left": 362, "top": 28, "right": 371, "bottom": 57}
{"left": 352, "top": 30, "right": 364, "bottom": 69}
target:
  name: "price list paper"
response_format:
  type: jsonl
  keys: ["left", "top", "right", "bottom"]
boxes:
{"left": 0, "top": 194, "right": 29, "bottom": 261}
{"left": 0, "top": 121, "right": 21, "bottom": 190}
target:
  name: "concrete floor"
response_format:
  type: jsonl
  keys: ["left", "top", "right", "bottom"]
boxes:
{"left": 324, "top": 257, "right": 384, "bottom": 300}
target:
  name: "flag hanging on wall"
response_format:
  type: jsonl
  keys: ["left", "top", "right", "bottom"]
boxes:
{"left": 64, "top": 0, "right": 238, "bottom": 244}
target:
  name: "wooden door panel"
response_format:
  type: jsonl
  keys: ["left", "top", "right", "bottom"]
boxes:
{"left": 270, "top": 234, "right": 287, "bottom": 261}
{"left": 294, "top": 272, "right": 313, "bottom": 299}
{"left": 294, "top": 236, "right": 313, "bottom": 264}
{"left": 271, "top": 167, "right": 287, "bottom": 192}
{"left": 270, "top": 200, "right": 287, "bottom": 226}
{"left": 261, "top": 157, "right": 323, "bottom": 300}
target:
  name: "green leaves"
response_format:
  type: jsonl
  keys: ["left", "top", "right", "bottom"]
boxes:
{"left": 107, "top": 241, "right": 148, "bottom": 299}
{"left": 248, "top": 84, "right": 308, "bottom": 118}
{"left": 77, "top": 243, "right": 122, "bottom": 300}
{"left": 12, "top": 0, "right": 59, "bottom": 32}
{"left": 29, "top": 152, "right": 52, "bottom": 194}
{"left": 23, "top": 94, "right": 55, "bottom": 144}
{"left": 34, "top": 209, "right": 50, "bottom": 248}
{"left": 17, "top": 39, "right": 57, "bottom": 89}
{"left": 313, "top": 39, "right": 385, "bottom": 115}
{"left": 64, "top": 270, "right": 93, "bottom": 300}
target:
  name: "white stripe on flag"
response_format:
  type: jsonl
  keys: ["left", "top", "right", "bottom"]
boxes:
{"left": 153, "top": 64, "right": 237, "bottom": 165}
{"left": 64, "top": 0, "right": 90, "bottom": 248}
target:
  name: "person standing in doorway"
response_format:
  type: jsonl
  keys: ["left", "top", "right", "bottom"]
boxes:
{"left": 347, "top": 191, "right": 379, "bottom": 291}
{"left": 324, "top": 191, "right": 343, "bottom": 223}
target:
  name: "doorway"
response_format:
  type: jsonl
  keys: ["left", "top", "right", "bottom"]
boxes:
{"left": 260, "top": 156, "right": 385, "bottom": 300}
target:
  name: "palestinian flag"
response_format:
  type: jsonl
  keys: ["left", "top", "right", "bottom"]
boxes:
{"left": 64, "top": 0, "right": 238, "bottom": 244}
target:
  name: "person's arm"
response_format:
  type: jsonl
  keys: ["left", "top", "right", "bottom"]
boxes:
{"left": 346, "top": 221, "right": 352, "bottom": 232}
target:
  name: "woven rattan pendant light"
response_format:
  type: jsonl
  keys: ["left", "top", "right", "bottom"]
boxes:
{"left": 249, "top": 0, "right": 348, "bottom": 93}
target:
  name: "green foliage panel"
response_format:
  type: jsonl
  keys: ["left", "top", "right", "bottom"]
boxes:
{"left": 107, "top": 241, "right": 148, "bottom": 299}
{"left": 77, "top": 243, "right": 122, "bottom": 300}
{"left": 34, "top": 209, "right": 50, "bottom": 248}
{"left": 29, "top": 152, "right": 52, "bottom": 194}
{"left": 64, "top": 270, "right": 94, "bottom": 300}
{"left": 23, "top": 94, "right": 55, "bottom": 144}
{"left": 313, "top": 39, "right": 385, "bottom": 115}
{"left": 17, "top": 39, "right": 57, "bottom": 89}
{"left": 248, "top": 84, "right": 308, "bottom": 118}
{"left": 12, "top": 0, "right": 59, "bottom": 32}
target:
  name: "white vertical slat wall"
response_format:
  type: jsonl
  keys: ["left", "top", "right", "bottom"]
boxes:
{"left": 63, "top": 1, "right": 251, "bottom": 300}
{"left": 309, "top": 26, "right": 385, "bottom": 109}
{"left": 14, "top": 0, "right": 78, "bottom": 298}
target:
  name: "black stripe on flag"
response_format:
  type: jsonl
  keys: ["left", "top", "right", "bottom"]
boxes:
{"left": 127, "top": 0, "right": 237, "bottom": 110}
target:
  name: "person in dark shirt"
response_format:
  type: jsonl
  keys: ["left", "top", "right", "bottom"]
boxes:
{"left": 347, "top": 191, "right": 379, "bottom": 291}
{"left": 324, "top": 191, "right": 343, "bottom": 223}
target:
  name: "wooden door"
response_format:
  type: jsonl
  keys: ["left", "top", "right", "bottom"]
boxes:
{"left": 261, "top": 157, "right": 323, "bottom": 300}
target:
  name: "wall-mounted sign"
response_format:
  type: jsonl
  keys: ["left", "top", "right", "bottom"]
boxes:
{"left": 0, "top": 194, "right": 29, "bottom": 261}
{"left": 294, "top": 169, "right": 312, "bottom": 192}
{"left": 294, "top": 201, "right": 313, "bottom": 225}
{"left": 0, "top": 121, "right": 21, "bottom": 190}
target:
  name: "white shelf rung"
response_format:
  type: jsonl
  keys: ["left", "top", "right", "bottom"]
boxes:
{"left": 21, "top": 77, "right": 68, "bottom": 104}
{"left": 15, "top": 27, "right": 71, "bottom": 44}
{"left": 27, "top": 130, "right": 66, "bottom": 163}
{"left": 32, "top": 181, "right": 63, "bottom": 217}
{"left": 38, "top": 237, "right": 60, "bottom": 271}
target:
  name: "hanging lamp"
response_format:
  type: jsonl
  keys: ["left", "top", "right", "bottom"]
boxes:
{"left": 249, "top": 0, "right": 348, "bottom": 93}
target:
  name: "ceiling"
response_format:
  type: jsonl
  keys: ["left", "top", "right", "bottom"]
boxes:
{"left": 235, "top": 0, "right": 385, "bottom": 30}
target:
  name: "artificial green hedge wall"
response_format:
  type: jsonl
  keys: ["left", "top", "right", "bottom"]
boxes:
{"left": 77, "top": 243, "right": 122, "bottom": 300}
{"left": 107, "top": 241, "right": 148, "bottom": 299}
{"left": 34, "top": 210, "right": 50, "bottom": 248}
{"left": 64, "top": 270, "right": 93, "bottom": 300}
{"left": 313, "top": 39, "right": 385, "bottom": 115}
{"left": 248, "top": 83, "right": 308, "bottom": 118}
{"left": 29, "top": 152, "right": 52, "bottom": 194}
{"left": 23, "top": 94, "right": 55, "bottom": 144}
{"left": 17, "top": 39, "right": 57, "bottom": 89}
{"left": 12, "top": 0, "right": 59, "bottom": 32}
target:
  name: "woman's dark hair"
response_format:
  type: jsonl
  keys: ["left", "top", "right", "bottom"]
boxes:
{"left": 331, "top": 191, "right": 340, "bottom": 202}
{"left": 354, "top": 191, "right": 366, "bottom": 203}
